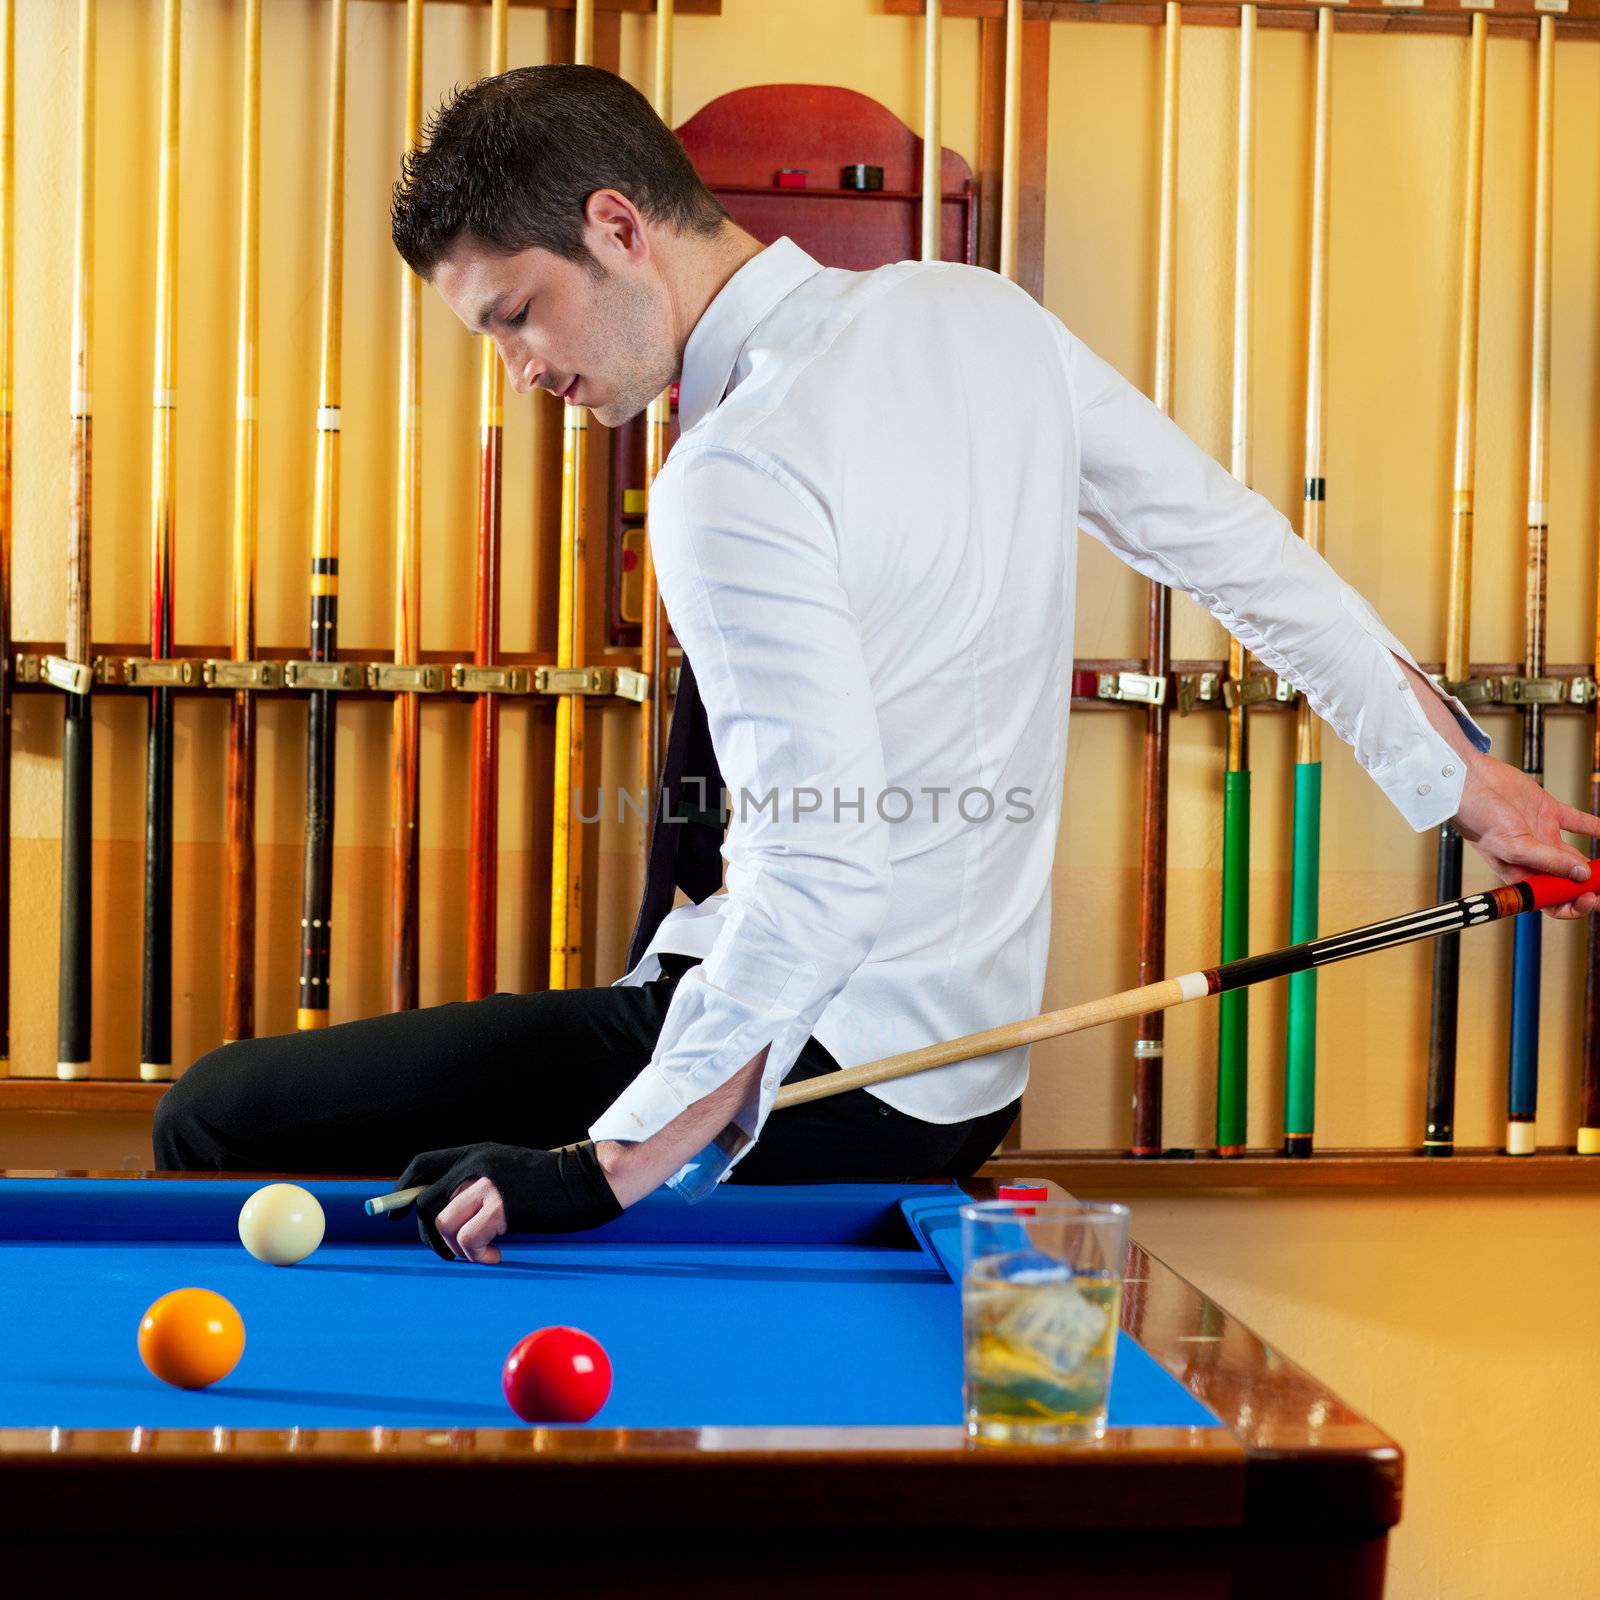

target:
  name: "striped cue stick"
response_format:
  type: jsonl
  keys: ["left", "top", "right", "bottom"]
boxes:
{"left": 141, "top": 0, "right": 180, "bottom": 1081}
{"left": 1217, "top": 3, "right": 1256, "bottom": 1156}
{"left": 299, "top": 0, "right": 347, "bottom": 1032}
{"left": 391, "top": 0, "right": 424, "bottom": 1013}
{"left": 0, "top": 0, "right": 13, "bottom": 1078}
{"left": 1131, "top": 0, "right": 1179, "bottom": 1159}
{"left": 224, "top": 0, "right": 262, "bottom": 1044}
{"left": 1426, "top": 13, "right": 1487, "bottom": 1156}
{"left": 1507, "top": 16, "right": 1554, "bottom": 1157}
{"left": 637, "top": 0, "right": 674, "bottom": 859}
{"left": 365, "top": 861, "right": 1600, "bottom": 1217}
{"left": 1283, "top": 7, "right": 1331, "bottom": 1155}
{"left": 466, "top": 0, "right": 509, "bottom": 1002}
{"left": 549, "top": 0, "right": 594, "bottom": 990}
{"left": 56, "top": 0, "right": 95, "bottom": 1081}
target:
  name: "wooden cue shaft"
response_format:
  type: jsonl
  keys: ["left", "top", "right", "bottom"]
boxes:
{"left": 299, "top": 0, "right": 347, "bottom": 1033}
{"left": 997, "top": 0, "right": 1020, "bottom": 284}
{"left": 141, "top": 0, "right": 180, "bottom": 1080}
{"left": 466, "top": 0, "right": 509, "bottom": 1003}
{"left": 921, "top": 0, "right": 941, "bottom": 263}
{"left": 1282, "top": 7, "right": 1331, "bottom": 1154}
{"left": 224, "top": 0, "right": 262, "bottom": 1045}
{"left": 1507, "top": 15, "right": 1554, "bottom": 1157}
{"left": 365, "top": 862, "right": 1600, "bottom": 1214}
{"left": 550, "top": 0, "right": 594, "bottom": 989}
{"left": 391, "top": 0, "right": 424, "bottom": 1013}
{"left": 637, "top": 0, "right": 673, "bottom": 862}
{"left": 0, "top": 0, "right": 13, "bottom": 1077}
{"left": 1216, "top": 2, "right": 1255, "bottom": 1155}
{"left": 1131, "top": 0, "right": 1179, "bottom": 1159}
{"left": 57, "top": 0, "right": 95, "bottom": 1081}
{"left": 1426, "top": 12, "right": 1486, "bottom": 1154}
{"left": 1587, "top": 86, "right": 1600, "bottom": 1156}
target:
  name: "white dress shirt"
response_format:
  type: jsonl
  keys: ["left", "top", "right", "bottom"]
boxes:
{"left": 588, "top": 238, "right": 1486, "bottom": 1181}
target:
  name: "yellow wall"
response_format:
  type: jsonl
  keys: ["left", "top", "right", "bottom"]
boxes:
{"left": 3, "top": 2, "right": 1599, "bottom": 1596}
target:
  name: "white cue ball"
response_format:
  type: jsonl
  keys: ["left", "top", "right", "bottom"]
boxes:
{"left": 238, "top": 1183, "right": 326, "bottom": 1266}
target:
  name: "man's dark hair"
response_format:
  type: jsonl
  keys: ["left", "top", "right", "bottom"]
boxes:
{"left": 391, "top": 64, "right": 730, "bottom": 279}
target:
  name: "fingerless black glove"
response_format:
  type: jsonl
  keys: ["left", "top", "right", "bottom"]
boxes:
{"left": 395, "top": 1141, "right": 622, "bottom": 1260}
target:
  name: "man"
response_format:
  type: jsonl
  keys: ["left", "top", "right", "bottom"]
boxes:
{"left": 155, "top": 64, "right": 1599, "bottom": 1263}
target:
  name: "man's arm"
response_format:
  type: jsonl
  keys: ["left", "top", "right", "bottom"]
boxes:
{"left": 1059, "top": 319, "right": 1600, "bottom": 891}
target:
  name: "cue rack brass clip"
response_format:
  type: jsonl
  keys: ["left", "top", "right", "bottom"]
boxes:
{"left": 39, "top": 655, "right": 93, "bottom": 696}
{"left": 283, "top": 660, "right": 365, "bottom": 692}
{"left": 1568, "top": 677, "right": 1598, "bottom": 707}
{"left": 1441, "top": 674, "right": 1499, "bottom": 708}
{"left": 611, "top": 667, "right": 649, "bottom": 704}
{"left": 204, "top": 660, "right": 286, "bottom": 692}
{"left": 1175, "top": 671, "right": 1220, "bottom": 717}
{"left": 452, "top": 664, "right": 532, "bottom": 696}
{"left": 1271, "top": 675, "right": 1300, "bottom": 704}
{"left": 1221, "top": 671, "right": 1276, "bottom": 711}
{"left": 369, "top": 663, "right": 447, "bottom": 694}
{"left": 1500, "top": 676, "right": 1568, "bottom": 707}
{"left": 116, "top": 658, "right": 199, "bottom": 689}
{"left": 667, "top": 665, "right": 680, "bottom": 697}
{"left": 534, "top": 666, "right": 616, "bottom": 697}
{"left": 1095, "top": 670, "right": 1167, "bottom": 707}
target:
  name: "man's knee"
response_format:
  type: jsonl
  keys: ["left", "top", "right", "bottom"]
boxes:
{"left": 153, "top": 1049, "right": 237, "bottom": 1171}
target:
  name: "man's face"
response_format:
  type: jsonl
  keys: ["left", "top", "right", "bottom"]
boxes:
{"left": 432, "top": 200, "right": 678, "bottom": 428}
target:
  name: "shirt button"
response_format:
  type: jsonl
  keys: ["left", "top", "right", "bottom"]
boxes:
{"left": 1418, "top": 783, "right": 1432, "bottom": 797}
{"left": 1442, "top": 763, "right": 1456, "bottom": 778}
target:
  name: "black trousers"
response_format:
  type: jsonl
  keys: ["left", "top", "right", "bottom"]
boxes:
{"left": 154, "top": 956, "right": 1019, "bottom": 1185}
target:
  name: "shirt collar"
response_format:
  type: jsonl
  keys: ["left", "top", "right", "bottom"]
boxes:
{"left": 676, "top": 237, "right": 824, "bottom": 432}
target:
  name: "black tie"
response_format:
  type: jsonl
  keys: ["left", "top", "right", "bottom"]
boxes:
{"left": 624, "top": 656, "right": 728, "bottom": 972}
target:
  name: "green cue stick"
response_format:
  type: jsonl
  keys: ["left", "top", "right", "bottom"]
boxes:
{"left": 1217, "top": 4, "right": 1257, "bottom": 1157}
{"left": 1284, "top": 9, "right": 1332, "bottom": 1156}
{"left": 363, "top": 860, "right": 1600, "bottom": 1219}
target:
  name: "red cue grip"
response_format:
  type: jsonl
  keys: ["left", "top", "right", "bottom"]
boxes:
{"left": 1522, "top": 857, "right": 1600, "bottom": 912}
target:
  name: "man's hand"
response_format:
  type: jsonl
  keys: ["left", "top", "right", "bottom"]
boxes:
{"left": 394, "top": 1141, "right": 622, "bottom": 1263}
{"left": 1395, "top": 655, "right": 1600, "bottom": 920}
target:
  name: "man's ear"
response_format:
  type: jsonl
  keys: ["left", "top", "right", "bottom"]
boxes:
{"left": 585, "top": 187, "right": 649, "bottom": 261}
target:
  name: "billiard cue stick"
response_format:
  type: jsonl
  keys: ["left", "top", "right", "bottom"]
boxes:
{"left": 391, "top": 0, "right": 424, "bottom": 1014}
{"left": 1131, "top": 0, "right": 1179, "bottom": 1160}
{"left": 364, "top": 860, "right": 1600, "bottom": 1217}
{"left": 224, "top": 0, "right": 262, "bottom": 1045}
{"left": 1217, "top": 3, "right": 1256, "bottom": 1157}
{"left": 1425, "top": 13, "right": 1487, "bottom": 1157}
{"left": 466, "top": 0, "right": 509, "bottom": 1003}
{"left": 637, "top": 0, "right": 674, "bottom": 861}
{"left": 299, "top": 0, "right": 347, "bottom": 1032}
{"left": 0, "top": 0, "right": 14, "bottom": 1080}
{"left": 1507, "top": 16, "right": 1554, "bottom": 1158}
{"left": 920, "top": 0, "right": 940, "bottom": 262}
{"left": 997, "top": 0, "right": 1020, "bottom": 285}
{"left": 1282, "top": 8, "right": 1331, "bottom": 1156}
{"left": 140, "top": 0, "right": 180, "bottom": 1082}
{"left": 57, "top": 0, "right": 95, "bottom": 1081}
{"left": 549, "top": 0, "right": 594, "bottom": 991}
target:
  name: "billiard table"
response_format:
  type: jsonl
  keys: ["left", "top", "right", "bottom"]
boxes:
{"left": 0, "top": 1171, "right": 1400, "bottom": 1597}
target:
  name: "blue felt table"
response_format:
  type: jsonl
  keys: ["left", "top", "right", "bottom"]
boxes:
{"left": 0, "top": 1178, "right": 1218, "bottom": 1433}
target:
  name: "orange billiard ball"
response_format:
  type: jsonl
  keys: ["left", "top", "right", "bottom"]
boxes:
{"left": 138, "top": 1289, "right": 246, "bottom": 1390}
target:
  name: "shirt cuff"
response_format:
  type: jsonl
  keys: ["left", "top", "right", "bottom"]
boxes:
{"left": 587, "top": 964, "right": 820, "bottom": 1181}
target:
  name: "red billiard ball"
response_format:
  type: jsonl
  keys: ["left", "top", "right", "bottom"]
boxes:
{"left": 502, "top": 1326, "right": 612, "bottom": 1424}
